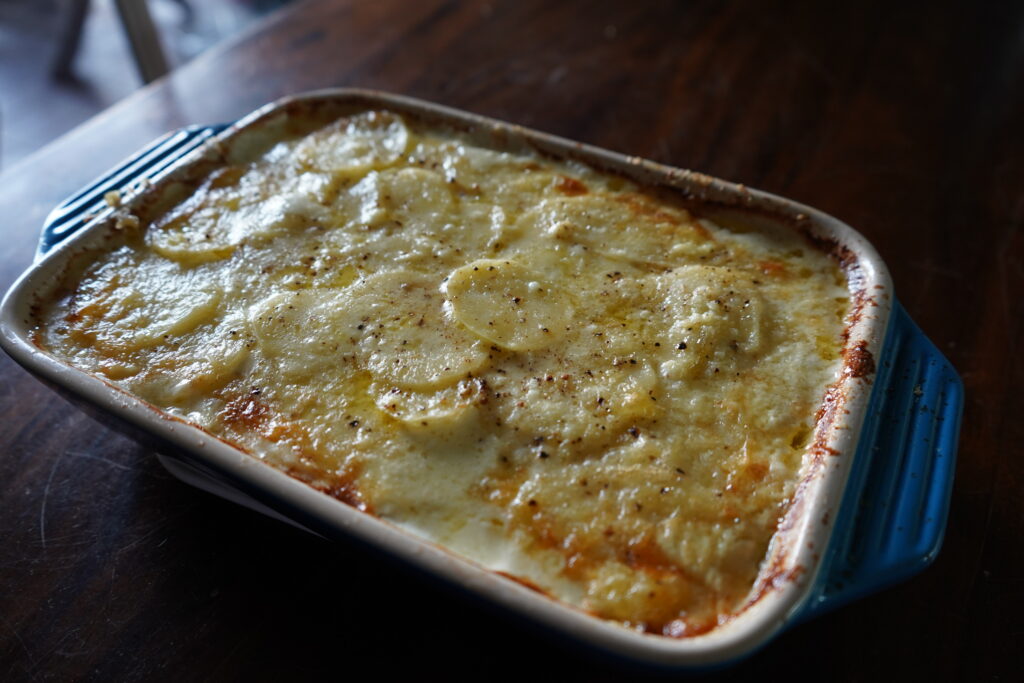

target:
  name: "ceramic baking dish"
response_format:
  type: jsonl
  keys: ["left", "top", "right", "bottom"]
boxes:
{"left": 0, "top": 89, "right": 963, "bottom": 668}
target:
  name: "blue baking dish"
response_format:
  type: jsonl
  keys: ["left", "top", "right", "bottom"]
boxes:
{"left": 2, "top": 90, "right": 964, "bottom": 668}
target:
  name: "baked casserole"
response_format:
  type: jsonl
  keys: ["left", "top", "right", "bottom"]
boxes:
{"left": 33, "top": 106, "right": 853, "bottom": 637}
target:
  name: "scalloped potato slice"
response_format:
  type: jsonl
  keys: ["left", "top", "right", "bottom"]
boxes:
{"left": 346, "top": 167, "right": 453, "bottom": 229}
{"left": 146, "top": 206, "right": 238, "bottom": 265}
{"left": 653, "top": 266, "right": 765, "bottom": 379}
{"left": 295, "top": 110, "right": 410, "bottom": 175}
{"left": 86, "top": 284, "right": 220, "bottom": 352}
{"left": 378, "top": 167, "right": 453, "bottom": 223}
{"left": 351, "top": 271, "right": 489, "bottom": 389}
{"left": 166, "top": 333, "right": 251, "bottom": 402}
{"left": 66, "top": 255, "right": 224, "bottom": 354}
{"left": 149, "top": 188, "right": 332, "bottom": 265}
{"left": 373, "top": 378, "right": 486, "bottom": 431}
{"left": 249, "top": 289, "right": 358, "bottom": 381}
{"left": 250, "top": 272, "right": 488, "bottom": 388}
{"left": 519, "top": 194, "right": 712, "bottom": 266}
{"left": 445, "top": 259, "right": 570, "bottom": 351}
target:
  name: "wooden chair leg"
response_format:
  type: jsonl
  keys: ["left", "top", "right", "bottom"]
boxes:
{"left": 51, "top": 0, "right": 92, "bottom": 80}
{"left": 111, "top": 0, "right": 170, "bottom": 83}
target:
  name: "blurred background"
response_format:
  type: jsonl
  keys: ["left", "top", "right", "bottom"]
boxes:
{"left": 0, "top": 0, "right": 294, "bottom": 172}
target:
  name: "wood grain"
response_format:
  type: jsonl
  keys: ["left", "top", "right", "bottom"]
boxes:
{"left": 1, "top": 0, "right": 1021, "bottom": 679}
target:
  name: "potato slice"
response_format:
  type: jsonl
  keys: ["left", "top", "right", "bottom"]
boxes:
{"left": 445, "top": 259, "right": 570, "bottom": 351}
{"left": 373, "top": 378, "right": 486, "bottom": 431}
{"left": 146, "top": 221, "right": 237, "bottom": 265}
{"left": 248, "top": 289, "right": 358, "bottom": 381}
{"left": 345, "top": 167, "right": 453, "bottom": 229}
{"left": 518, "top": 194, "right": 711, "bottom": 266}
{"left": 166, "top": 333, "right": 252, "bottom": 402}
{"left": 653, "top": 266, "right": 764, "bottom": 379}
{"left": 295, "top": 111, "right": 410, "bottom": 175}
{"left": 68, "top": 253, "right": 224, "bottom": 354}
{"left": 352, "top": 271, "right": 489, "bottom": 389}
{"left": 149, "top": 188, "right": 331, "bottom": 265}
{"left": 249, "top": 271, "right": 489, "bottom": 388}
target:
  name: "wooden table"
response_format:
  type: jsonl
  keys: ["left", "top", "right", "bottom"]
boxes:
{"left": 2, "top": 1, "right": 1021, "bottom": 679}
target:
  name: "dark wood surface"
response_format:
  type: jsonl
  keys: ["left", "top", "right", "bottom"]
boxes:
{"left": 2, "top": 1, "right": 1021, "bottom": 679}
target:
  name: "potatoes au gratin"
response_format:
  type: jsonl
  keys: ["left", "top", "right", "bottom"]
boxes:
{"left": 36, "top": 109, "right": 851, "bottom": 636}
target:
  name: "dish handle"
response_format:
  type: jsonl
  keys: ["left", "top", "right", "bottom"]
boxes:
{"left": 37, "top": 124, "right": 227, "bottom": 261}
{"left": 798, "top": 300, "right": 963, "bottom": 620}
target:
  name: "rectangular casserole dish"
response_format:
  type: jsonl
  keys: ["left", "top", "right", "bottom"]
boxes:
{"left": 0, "top": 89, "right": 963, "bottom": 668}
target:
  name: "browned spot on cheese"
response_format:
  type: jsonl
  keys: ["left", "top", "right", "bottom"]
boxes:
{"left": 220, "top": 395, "right": 271, "bottom": 431}
{"left": 613, "top": 192, "right": 683, "bottom": 225}
{"left": 555, "top": 175, "right": 589, "bottom": 196}
{"left": 284, "top": 462, "right": 369, "bottom": 513}
{"left": 725, "top": 460, "right": 771, "bottom": 496}
{"left": 220, "top": 393, "right": 367, "bottom": 510}
{"left": 758, "top": 260, "right": 787, "bottom": 277}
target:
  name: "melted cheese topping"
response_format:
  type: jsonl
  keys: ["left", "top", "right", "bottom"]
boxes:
{"left": 37, "top": 110, "right": 850, "bottom": 636}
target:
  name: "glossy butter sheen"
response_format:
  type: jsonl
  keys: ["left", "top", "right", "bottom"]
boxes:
{"left": 36, "top": 110, "right": 850, "bottom": 636}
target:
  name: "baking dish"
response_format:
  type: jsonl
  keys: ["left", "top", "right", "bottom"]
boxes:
{"left": 0, "top": 89, "right": 962, "bottom": 668}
